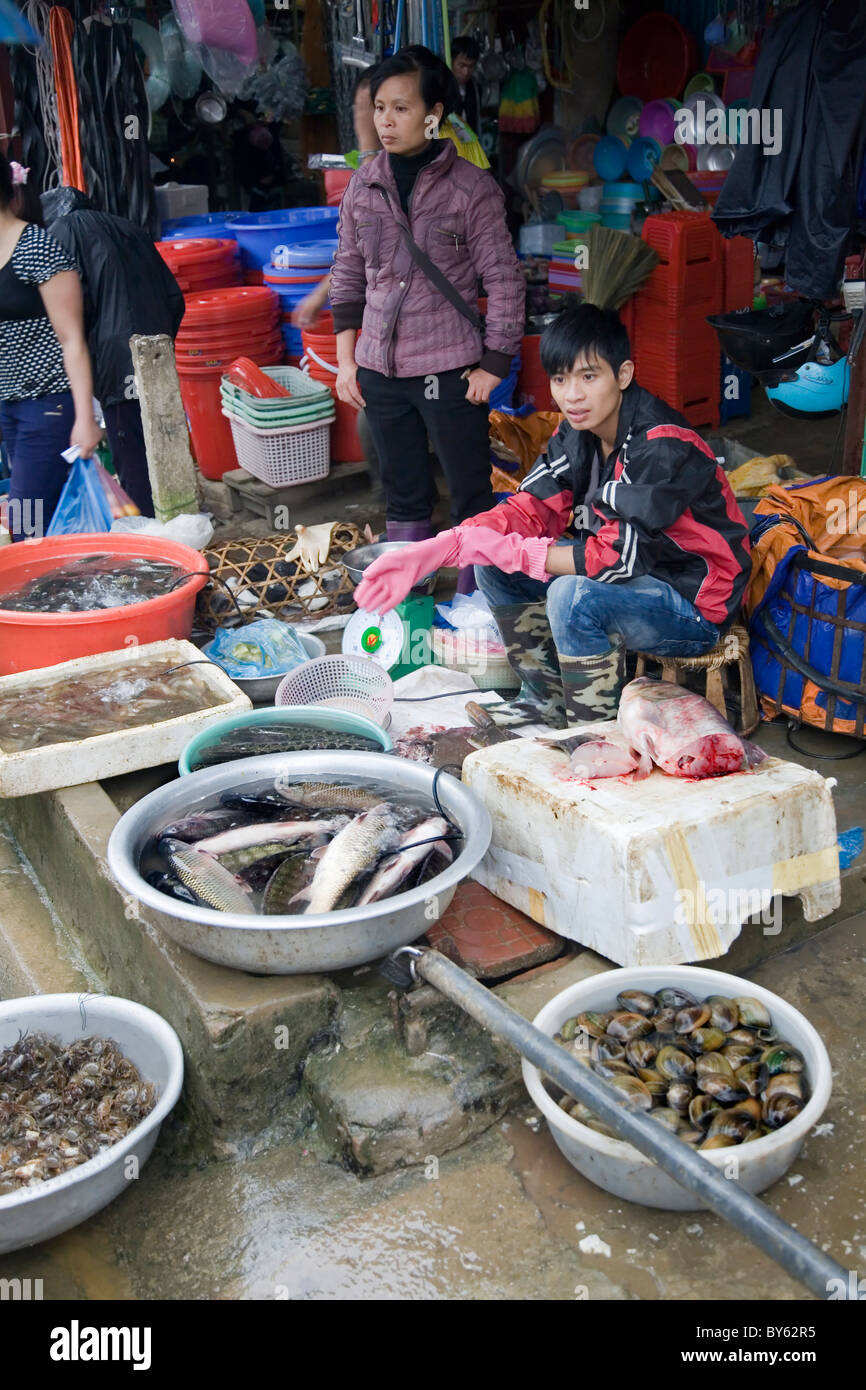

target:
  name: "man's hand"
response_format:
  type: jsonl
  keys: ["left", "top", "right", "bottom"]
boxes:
{"left": 464, "top": 367, "right": 501, "bottom": 404}
{"left": 354, "top": 526, "right": 554, "bottom": 613}
{"left": 291, "top": 279, "right": 330, "bottom": 328}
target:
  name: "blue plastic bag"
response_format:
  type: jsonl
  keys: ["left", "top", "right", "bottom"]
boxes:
{"left": 46, "top": 455, "right": 114, "bottom": 536}
{"left": 206, "top": 619, "right": 309, "bottom": 678}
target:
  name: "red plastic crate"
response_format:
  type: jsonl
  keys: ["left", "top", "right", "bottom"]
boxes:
{"left": 635, "top": 375, "right": 720, "bottom": 428}
{"left": 723, "top": 236, "right": 756, "bottom": 311}
{"left": 641, "top": 258, "right": 723, "bottom": 311}
{"left": 641, "top": 211, "right": 722, "bottom": 273}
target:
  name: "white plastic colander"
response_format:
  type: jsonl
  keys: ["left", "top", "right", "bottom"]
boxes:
{"left": 275, "top": 654, "right": 393, "bottom": 726}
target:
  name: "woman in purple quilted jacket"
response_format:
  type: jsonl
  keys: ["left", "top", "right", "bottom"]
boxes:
{"left": 329, "top": 46, "right": 525, "bottom": 591}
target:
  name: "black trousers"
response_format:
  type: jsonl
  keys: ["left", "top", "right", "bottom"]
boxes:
{"left": 356, "top": 365, "right": 494, "bottom": 525}
{"left": 102, "top": 400, "right": 154, "bottom": 516}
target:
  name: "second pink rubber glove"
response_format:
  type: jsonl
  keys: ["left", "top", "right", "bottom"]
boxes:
{"left": 354, "top": 526, "right": 553, "bottom": 614}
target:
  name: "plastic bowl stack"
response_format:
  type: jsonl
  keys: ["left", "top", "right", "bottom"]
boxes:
{"left": 176, "top": 286, "right": 283, "bottom": 480}
{"left": 540, "top": 170, "right": 590, "bottom": 210}
{"left": 220, "top": 364, "right": 335, "bottom": 489}
{"left": 264, "top": 240, "right": 338, "bottom": 362}
{"left": 156, "top": 237, "right": 243, "bottom": 293}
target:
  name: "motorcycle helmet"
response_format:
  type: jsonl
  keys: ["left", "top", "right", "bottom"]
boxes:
{"left": 707, "top": 303, "right": 818, "bottom": 386}
{"left": 765, "top": 355, "right": 850, "bottom": 418}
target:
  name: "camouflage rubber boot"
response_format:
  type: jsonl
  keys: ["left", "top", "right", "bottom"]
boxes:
{"left": 488, "top": 602, "right": 567, "bottom": 729}
{"left": 558, "top": 641, "right": 626, "bottom": 725}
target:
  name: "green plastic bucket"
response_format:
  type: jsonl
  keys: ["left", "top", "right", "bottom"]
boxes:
{"left": 179, "top": 703, "right": 393, "bottom": 775}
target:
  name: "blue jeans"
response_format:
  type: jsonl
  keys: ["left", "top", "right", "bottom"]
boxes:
{"left": 0, "top": 392, "right": 74, "bottom": 541}
{"left": 475, "top": 558, "right": 720, "bottom": 658}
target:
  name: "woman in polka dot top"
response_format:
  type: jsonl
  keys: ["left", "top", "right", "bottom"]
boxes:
{"left": 0, "top": 152, "right": 101, "bottom": 540}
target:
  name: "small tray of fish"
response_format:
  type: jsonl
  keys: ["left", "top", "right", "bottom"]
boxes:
{"left": 0, "top": 640, "right": 252, "bottom": 799}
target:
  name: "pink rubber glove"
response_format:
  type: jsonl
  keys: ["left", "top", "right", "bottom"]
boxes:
{"left": 354, "top": 532, "right": 461, "bottom": 613}
{"left": 354, "top": 527, "right": 553, "bottom": 614}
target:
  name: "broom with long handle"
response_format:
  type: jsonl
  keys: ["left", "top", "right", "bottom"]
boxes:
{"left": 583, "top": 225, "right": 659, "bottom": 311}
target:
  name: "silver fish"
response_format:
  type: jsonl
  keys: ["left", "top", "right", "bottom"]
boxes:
{"left": 195, "top": 818, "right": 347, "bottom": 856}
{"left": 275, "top": 780, "right": 384, "bottom": 812}
{"left": 357, "top": 817, "right": 453, "bottom": 906}
{"left": 293, "top": 804, "right": 396, "bottom": 915}
{"left": 161, "top": 838, "right": 255, "bottom": 915}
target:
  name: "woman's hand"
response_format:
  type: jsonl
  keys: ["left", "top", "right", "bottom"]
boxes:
{"left": 464, "top": 367, "right": 501, "bottom": 405}
{"left": 69, "top": 415, "right": 104, "bottom": 459}
{"left": 291, "top": 278, "right": 330, "bottom": 328}
{"left": 336, "top": 362, "right": 366, "bottom": 409}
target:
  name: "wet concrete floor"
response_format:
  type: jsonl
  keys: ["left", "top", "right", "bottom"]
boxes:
{"left": 2, "top": 910, "right": 863, "bottom": 1301}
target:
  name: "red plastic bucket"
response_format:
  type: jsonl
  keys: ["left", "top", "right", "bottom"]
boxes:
{"left": 0, "top": 535, "right": 209, "bottom": 675}
{"left": 178, "top": 339, "right": 284, "bottom": 479}
{"left": 517, "top": 335, "right": 556, "bottom": 410}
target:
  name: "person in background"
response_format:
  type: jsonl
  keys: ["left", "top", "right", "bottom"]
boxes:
{"left": 0, "top": 153, "right": 101, "bottom": 542}
{"left": 41, "top": 187, "right": 186, "bottom": 516}
{"left": 450, "top": 36, "right": 482, "bottom": 138}
{"left": 329, "top": 46, "right": 523, "bottom": 590}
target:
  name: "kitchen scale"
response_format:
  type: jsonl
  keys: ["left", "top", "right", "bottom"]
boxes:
{"left": 342, "top": 595, "right": 435, "bottom": 680}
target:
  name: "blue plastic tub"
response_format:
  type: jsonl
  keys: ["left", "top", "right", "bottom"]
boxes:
{"left": 228, "top": 209, "right": 339, "bottom": 270}
{"left": 161, "top": 212, "right": 242, "bottom": 240}
{"left": 277, "top": 239, "right": 338, "bottom": 269}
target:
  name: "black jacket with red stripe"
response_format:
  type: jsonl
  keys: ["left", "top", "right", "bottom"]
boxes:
{"left": 464, "top": 381, "right": 751, "bottom": 627}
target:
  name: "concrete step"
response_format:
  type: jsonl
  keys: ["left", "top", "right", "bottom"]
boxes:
{"left": 0, "top": 828, "right": 91, "bottom": 999}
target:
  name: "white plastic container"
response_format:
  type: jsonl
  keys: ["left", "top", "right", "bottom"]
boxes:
{"left": 0, "top": 639, "right": 251, "bottom": 798}
{"left": 522, "top": 964, "right": 832, "bottom": 1210}
{"left": 0, "top": 994, "right": 183, "bottom": 1253}
{"left": 518, "top": 222, "right": 561, "bottom": 257}
{"left": 464, "top": 728, "right": 840, "bottom": 965}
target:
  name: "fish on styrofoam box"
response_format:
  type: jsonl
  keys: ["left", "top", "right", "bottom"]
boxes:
{"left": 0, "top": 640, "right": 251, "bottom": 798}
{"left": 462, "top": 720, "right": 841, "bottom": 967}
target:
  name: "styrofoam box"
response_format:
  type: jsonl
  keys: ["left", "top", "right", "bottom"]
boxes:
{"left": 463, "top": 721, "right": 841, "bottom": 966}
{"left": 0, "top": 639, "right": 251, "bottom": 798}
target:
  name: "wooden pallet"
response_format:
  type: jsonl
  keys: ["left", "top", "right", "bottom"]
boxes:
{"left": 221, "top": 461, "right": 369, "bottom": 529}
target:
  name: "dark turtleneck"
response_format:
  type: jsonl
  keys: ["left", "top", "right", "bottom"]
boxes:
{"left": 389, "top": 139, "right": 446, "bottom": 216}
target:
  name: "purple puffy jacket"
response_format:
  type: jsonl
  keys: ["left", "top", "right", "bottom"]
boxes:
{"left": 329, "top": 141, "right": 525, "bottom": 379}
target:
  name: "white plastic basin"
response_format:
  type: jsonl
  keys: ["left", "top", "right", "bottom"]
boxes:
{"left": 522, "top": 965, "right": 832, "bottom": 1211}
{"left": 0, "top": 994, "right": 183, "bottom": 1254}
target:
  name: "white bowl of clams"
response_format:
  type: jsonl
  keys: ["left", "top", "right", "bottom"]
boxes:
{"left": 522, "top": 965, "right": 832, "bottom": 1211}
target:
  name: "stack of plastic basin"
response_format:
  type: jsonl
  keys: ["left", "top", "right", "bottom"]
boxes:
{"left": 156, "top": 238, "right": 242, "bottom": 293}
{"left": 600, "top": 182, "right": 645, "bottom": 230}
{"left": 227, "top": 208, "right": 339, "bottom": 276}
{"left": 264, "top": 240, "right": 338, "bottom": 361}
{"left": 176, "top": 286, "right": 283, "bottom": 480}
{"left": 160, "top": 212, "right": 242, "bottom": 241}
{"left": 300, "top": 312, "right": 362, "bottom": 462}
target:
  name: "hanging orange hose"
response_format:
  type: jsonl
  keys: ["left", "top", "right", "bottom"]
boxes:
{"left": 50, "top": 5, "right": 86, "bottom": 193}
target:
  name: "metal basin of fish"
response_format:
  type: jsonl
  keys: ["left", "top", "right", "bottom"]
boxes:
{"left": 341, "top": 543, "right": 439, "bottom": 597}
{"left": 107, "top": 751, "right": 491, "bottom": 974}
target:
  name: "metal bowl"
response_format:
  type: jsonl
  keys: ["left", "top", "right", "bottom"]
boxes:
{"left": 204, "top": 631, "right": 326, "bottom": 705}
{"left": 107, "top": 751, "right": 492, "bottom": 975}
{"left": 341, "top": 542, "right": 439, "bottom": 597}
{"left": 0, "top": 994, "right": 183, "bottom": 1254}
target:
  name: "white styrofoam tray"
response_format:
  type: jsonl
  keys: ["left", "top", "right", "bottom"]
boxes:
{"left": 0, "top": 639, "right": 251, "bottom": 798}
{"left": 463, "top": 721, "right": 841, "bottom": 967}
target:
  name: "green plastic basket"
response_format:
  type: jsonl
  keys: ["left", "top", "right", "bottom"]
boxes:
{"left": 220, "top": 365, "right": 332, "bottom": 414}
{"left": 220, "top": 390, "right": 334, "bottom": 429}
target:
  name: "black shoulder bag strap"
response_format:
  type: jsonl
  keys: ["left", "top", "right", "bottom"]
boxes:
{"left": 373, "top": 184, "right": 482, "bottom": 331}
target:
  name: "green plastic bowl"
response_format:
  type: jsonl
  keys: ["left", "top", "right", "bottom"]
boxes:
{"left": 179, "top": 703, "right": 393, "bottom": 775}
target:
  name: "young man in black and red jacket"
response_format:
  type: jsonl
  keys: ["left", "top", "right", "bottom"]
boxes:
{"left": 355, "top": 304, "right": 752, "bottom": 727}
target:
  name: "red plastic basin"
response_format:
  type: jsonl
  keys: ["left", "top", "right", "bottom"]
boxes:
{"left": 0, "top": 535, "right": 209, "bottom": 675}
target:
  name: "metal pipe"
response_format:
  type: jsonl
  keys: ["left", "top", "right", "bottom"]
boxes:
{"left": 399, "top": 946, "right": 851, "bottom": 1300}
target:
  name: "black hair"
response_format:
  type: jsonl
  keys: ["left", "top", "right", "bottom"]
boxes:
{"left": 369, "top": 44, "right": 455, "bottom": 118}
{"left": 540, "top": 304, "right": 631, "bottom": 377}
{"left": 354, "top": 62, "right": 380, "bottom": 94}
{"left": 0, "top": 151, "right": 43, "bottom": 224}
{"left": 451, "top": 36, "right": 480, "bottom": 62}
